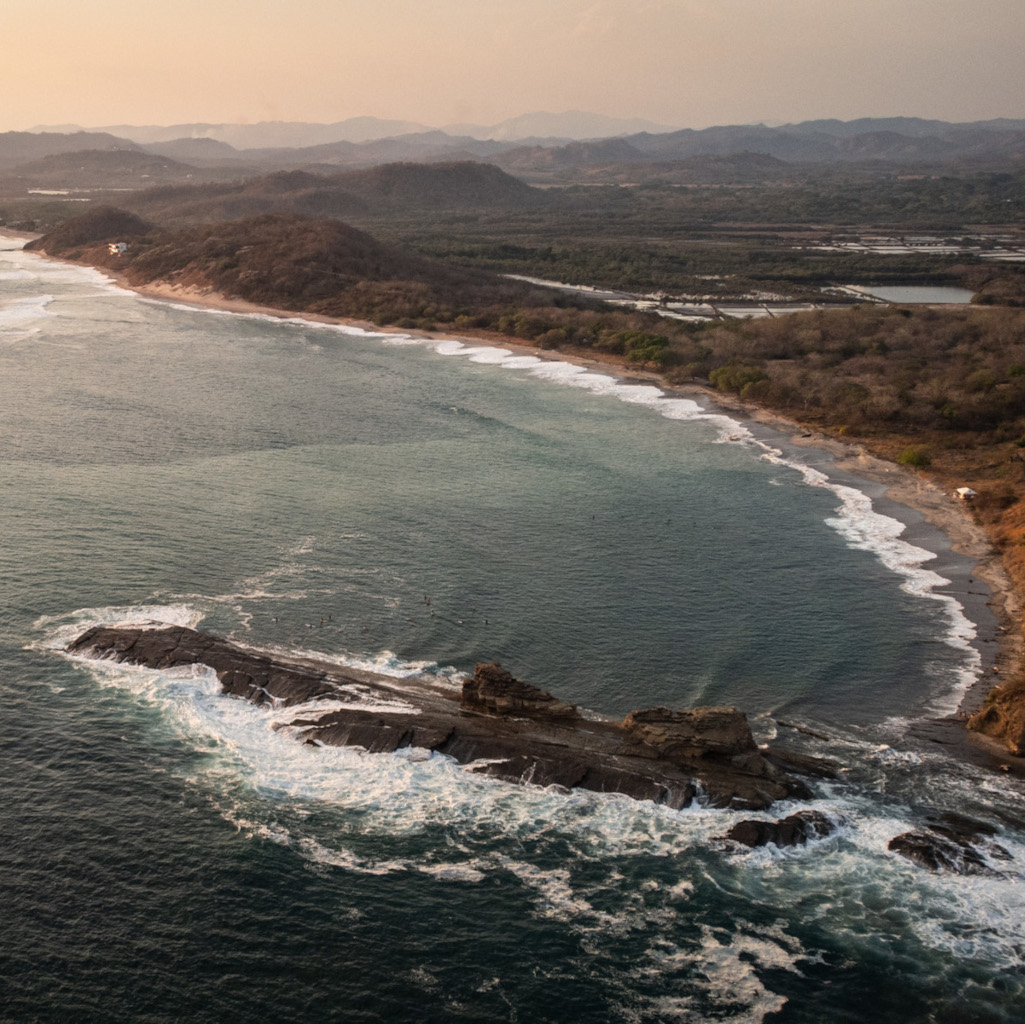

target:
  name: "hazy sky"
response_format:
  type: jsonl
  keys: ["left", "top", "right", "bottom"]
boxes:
{"left": 6, "top": 0, "right": 1024, "bottom": 130}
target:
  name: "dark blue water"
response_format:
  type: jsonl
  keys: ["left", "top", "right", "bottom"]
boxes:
{"left": 1, "top": 241, "right": 1023, "bottom": 1022}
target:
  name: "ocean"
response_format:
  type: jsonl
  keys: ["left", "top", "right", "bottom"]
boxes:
{"left": 1, "top": 238, "right": 1023, "bottom": 1022}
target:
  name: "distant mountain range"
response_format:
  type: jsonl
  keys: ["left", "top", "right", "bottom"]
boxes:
{"left": 30, "top": 111, "right": 681, "bottom": 148}
{"left": 4, "top": 116, "right": 1024, "bottom": 188}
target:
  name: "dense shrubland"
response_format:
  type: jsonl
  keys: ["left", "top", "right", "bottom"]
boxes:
{"left": 31, "top": 210, "right": 1025, "bottom": 392}
{"left": 691, "top": 305, "right": 1025, "bottom": 435}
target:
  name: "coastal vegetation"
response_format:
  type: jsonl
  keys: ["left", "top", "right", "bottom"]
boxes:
{"left": 27, "top": 209, "right": 704, "bottom": 355}
{"left": 7, "top": 158, "right": 1025, "bottom": 305}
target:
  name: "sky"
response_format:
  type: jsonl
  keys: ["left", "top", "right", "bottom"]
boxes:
{"left": 5, "top": 0, "right": 1024, "bottom": 131}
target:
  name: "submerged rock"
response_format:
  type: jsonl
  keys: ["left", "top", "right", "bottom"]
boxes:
{"left": 66, "top": 624, "right": 815, "bottom": 811}
{"left": 889, "top": 813, "right": 1012, "bottom": 875}
{"left": 888, "top": 831, "right": 991, "bottom": 875}
{"left": 761, "top": 747, "right": 839, "bottom": 780}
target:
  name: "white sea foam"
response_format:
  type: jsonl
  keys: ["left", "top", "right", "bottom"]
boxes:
{"left": 42, "top": 609, "right": 1025, "bottom": 991}
{"left": 48, "top": 613, "right": 725, "bottom": 851}
{"left": 399, "top": 335, "right": 752, "bottom": 440}
{"left": 631, "top": 925, "right": 794, "bottom": 1023}
{"left": 757, "top": 445, "right": 981, "bottom": 711}
{"left": 0, "top": 248, "right": 137, "bottom": 298}
{"left": 0, "top": 293, "right": 56, "bottom": 331}
{"left": 32, "top": 601, "right": 204, "bottom": 651}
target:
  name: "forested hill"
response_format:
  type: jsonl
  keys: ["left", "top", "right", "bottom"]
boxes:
{"left": 113, "top": 161, "right": 544, "bottom": 227}
{"left": 5, "top": 149, "right": 202, "bottom": 187}
{"left": 33, "top": 211, "right": 465, "bottom": 303}
{"left": 27, "top": 210, "right": 583, "bottom": 327}
{"left": 117, "top": 173, "right": 371, "bottom": 227}
{"left": 26, "top": 205, "right": 154, "bottom": 248}
{"left": 328, "top": 161, "right": 541, "bottom": 208}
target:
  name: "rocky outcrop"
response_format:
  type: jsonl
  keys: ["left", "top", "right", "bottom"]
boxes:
{"left": 623, "top": 706, "right": 757, "bottom": 760}
{"left": 66, "top": 624, "right": 816, "bottom": 811}
{"left": 967, "top": 681, "right": 1025, "bottom": 756}
{"left": 724, "top": 810, "right": 837, "bottom": 849}
{"left": 462, "top": 662, "right": 578, "bottom": 721}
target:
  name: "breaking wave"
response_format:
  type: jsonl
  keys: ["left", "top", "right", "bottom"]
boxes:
{"left": 40, "top": 599, "right": 1025, "bottom": 1023}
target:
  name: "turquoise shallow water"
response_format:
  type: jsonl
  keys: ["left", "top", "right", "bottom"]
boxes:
{"left": 1, "top": 241, "right": 1024, "bottom": 1022}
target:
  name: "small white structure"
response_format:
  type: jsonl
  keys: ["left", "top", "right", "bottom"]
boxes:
{"left": 955, "top": 487, "right": 977, "bottom": 502}
{"left": 108, "top": 242, "right": 129, "bottom": 256}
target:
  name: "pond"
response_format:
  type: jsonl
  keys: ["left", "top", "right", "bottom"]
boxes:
{"left": 844, "top": 284, "right": 976, "bottom": 304}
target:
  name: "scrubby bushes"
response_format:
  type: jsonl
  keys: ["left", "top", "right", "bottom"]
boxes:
{"left": 709, "top": 363, "right": 768, "bottom": 394}
{"left": 693, "top": 305, "right": 1025, "bottom": 437}
{"left": 898, "top": 445, "right": 932, "bottom": 467}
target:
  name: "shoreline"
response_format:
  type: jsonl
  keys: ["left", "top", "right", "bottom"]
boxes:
{"left": 126, "top": 284, "right": 1023, "bottom": 720}
{"left": 16, "top": 247, "right": 1025, "bottom": 769}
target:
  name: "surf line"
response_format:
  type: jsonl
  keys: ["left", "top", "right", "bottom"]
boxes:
{"left": 395, "top": 333, "right": 983, "bottom": 706}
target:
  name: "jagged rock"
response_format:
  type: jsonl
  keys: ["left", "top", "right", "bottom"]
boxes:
{"left": 623, "top": 705, "right": 756, "bottom": 761}
{"left": 924, "top": 812, "right": 1013, "bottom": 861}
{"left": 66, "top": 624, "right": 814, "bottom": 811}
{"left": 888, "top": 831, "right": 992, "bottom": 874}
{"left": 462, "top": 662, "right": 578, "bottom": 720}
{"left": 889, "top": 813, "right": 1012, "bottom": 875}
{"left": 620, "top": 705, "right": 813, "bottom": 807}
{"left": 724, "top": 810, "right": 837, "bottom": 849}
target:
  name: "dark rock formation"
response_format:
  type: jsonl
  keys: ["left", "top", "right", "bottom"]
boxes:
{"left": 462, "top": 662, "right": 578, "bottom": 721}
{"left": 724, "top": 810, "right": 837, "bottom": 849}
{"left": 66, "top": 624, "right": 815, "bottom": 811}
{"left": 623, "top": 706, "right": 757, "bottom": 760}
{"left": 889, "top": 813, "right": 1012, "bottom": 875}
{"left": 889, "top": 832, "right": 991, "bottom": 874}
{"left": 761, "top": 747, "right": 839, "bottom": 780}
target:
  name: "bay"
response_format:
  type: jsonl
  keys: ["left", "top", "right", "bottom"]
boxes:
{"left": 1, "top": 240, "right": 1023, "bottom": 1023}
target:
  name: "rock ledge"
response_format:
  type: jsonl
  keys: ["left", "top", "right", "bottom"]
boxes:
{"left": 67, "top": 624, "right": 816, "bottom": 811}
